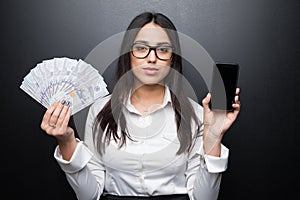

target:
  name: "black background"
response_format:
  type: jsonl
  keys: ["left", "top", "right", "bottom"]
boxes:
{"left": 1, "top": 0, "right": 299, "bottom": 199}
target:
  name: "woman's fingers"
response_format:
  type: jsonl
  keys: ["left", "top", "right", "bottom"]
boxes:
{"left": 41, "top": 101, "right": 59, "bottom": 130}
{"left": 40, "top": 100, "right": 72, "bottom": 134}
{"left": 235, "top": 87, "right": 240, "bottom": 95}
{"left": 202, "top": 93, "right": 211, "bottom": 112}
{"left": 56, "top": 104, "right": 72, "bottom": 128}
{"left": 48, "top": 101, "right": 65, "bottom": 126}
{"left": 232, "top": 88, "right": 241, "bottom": 111}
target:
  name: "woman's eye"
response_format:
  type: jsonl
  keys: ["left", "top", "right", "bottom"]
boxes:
{"left": 134, "top": 45, "right": 148, "bottom": 51}
{"left": 157, "top": 47, "right": 171, "bottom": 53}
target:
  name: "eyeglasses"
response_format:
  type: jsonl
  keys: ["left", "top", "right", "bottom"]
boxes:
{"left": 131, "top": 43, "right": 173, "bottom": 61}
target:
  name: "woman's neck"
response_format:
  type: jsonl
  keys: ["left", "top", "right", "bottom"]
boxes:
{"left": 132, "top": 83, "right": 165, "bottom": 99}
{"left": 131, "top": 84, "right": 165, "bottom": 115}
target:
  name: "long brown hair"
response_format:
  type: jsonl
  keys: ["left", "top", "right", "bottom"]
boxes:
{"left": 93, "top": 12, "right": 201, "bottom": 155}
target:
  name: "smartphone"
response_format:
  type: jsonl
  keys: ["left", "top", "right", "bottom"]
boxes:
{"left": 209, "top": 63, "right": 239, "bottom": 111}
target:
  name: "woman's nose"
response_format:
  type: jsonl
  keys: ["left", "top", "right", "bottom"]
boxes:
{"left": 147, "top": 49, "right": 157, "bottom": 63}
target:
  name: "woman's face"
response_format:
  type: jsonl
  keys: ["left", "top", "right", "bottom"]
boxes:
{"left": 130, "top": 22, "right": 172, "bottom": 85}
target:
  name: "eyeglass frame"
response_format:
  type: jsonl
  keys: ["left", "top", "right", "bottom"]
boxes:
{"left": 130, "top": 43, "right": 174, "bottom": 61}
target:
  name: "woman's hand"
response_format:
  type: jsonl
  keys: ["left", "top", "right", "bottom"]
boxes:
{"left": 201, "top": 88, "right": 241, "bottom": 156}
{"left": 40, "top": 100, "right": 77, "bottom": 160}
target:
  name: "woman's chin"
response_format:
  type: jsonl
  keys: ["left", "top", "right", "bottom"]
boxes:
{"left": 134, "top": 78, "right": 165, "bottom": 87}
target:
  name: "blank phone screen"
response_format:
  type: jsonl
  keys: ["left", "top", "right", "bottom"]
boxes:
{"left": 209, "top": 63, "right": 239, "bottom": 111}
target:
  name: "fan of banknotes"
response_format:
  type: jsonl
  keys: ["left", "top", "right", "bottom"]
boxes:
{"left": 20, "top": 57, "right": 109, "bottom": 115}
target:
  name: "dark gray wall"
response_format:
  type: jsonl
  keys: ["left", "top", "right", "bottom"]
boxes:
{"left": 1, "top": 0, "right": 299, "bottom": 199}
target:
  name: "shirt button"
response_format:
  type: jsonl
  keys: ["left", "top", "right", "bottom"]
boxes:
{"left": 138, "top": 162, "right": 143, "bottom": 169}
{"left": 137, "top": 173, "right": 144, "bottom": 183}
{"left": 138, "top": 140, "right": 145, "bottom": 144}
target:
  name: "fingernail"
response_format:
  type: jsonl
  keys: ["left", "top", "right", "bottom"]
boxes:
{"left": 61, "top": 100, "right": 66, "bottom": 105}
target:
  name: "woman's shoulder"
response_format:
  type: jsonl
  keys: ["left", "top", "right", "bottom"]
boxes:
{"left": 188, "top": 97, "right": 203, "bottom": 109}
{"left": 89, "top": 94, "right": 112, "bottom": 113}
{"left": 187, "top": 97, "right": 204, "bottom": 118}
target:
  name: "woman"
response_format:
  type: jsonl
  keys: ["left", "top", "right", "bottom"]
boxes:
{"left": 41, "top": 12, "right": 241, "bottom": 200}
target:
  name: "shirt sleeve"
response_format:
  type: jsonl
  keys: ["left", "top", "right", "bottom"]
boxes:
{"left": 54, "top": 141, "right": 104, "bottom": 200}
{"left": 185, "top": 99, "right": 229, "bottom": 200}
{"left": 53, "top": 98, "right": 110, "bottom": 200}
{"left": 185, "top": 135, "right": 229, "bottom": 200}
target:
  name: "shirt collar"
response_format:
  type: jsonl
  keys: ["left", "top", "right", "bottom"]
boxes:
{"left": 125, "top": 85, "right": 172, "bottom": 114}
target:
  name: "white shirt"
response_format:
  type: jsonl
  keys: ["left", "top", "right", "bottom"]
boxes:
{"left": 54, "top": 86, "right": 229, "bottom": 200}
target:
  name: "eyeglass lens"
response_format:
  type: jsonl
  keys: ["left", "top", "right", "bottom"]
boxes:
{"left": 132, "top": 44, "right": 173, "bottom": 60}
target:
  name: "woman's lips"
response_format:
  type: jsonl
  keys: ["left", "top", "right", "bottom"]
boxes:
{"left": 142, "top": 67, "right": 159, "bottom": 75}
